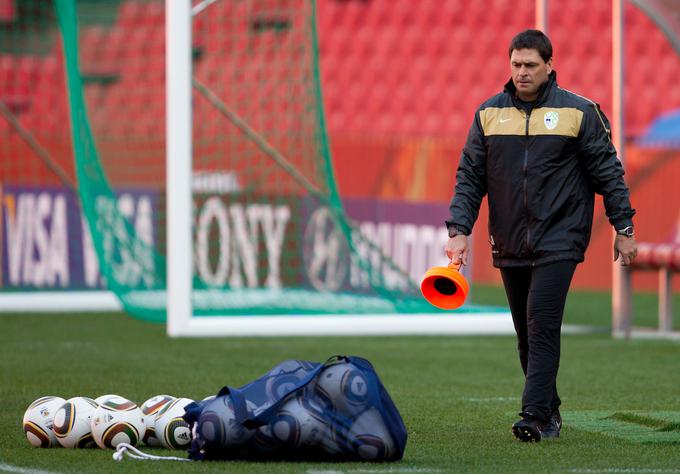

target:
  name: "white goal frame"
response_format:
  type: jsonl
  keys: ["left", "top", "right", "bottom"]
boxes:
{"left": 164, "top": 0, "right": 511, "bottom": 337}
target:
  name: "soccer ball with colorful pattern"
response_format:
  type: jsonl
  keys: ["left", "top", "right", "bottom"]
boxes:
{"left": 153, "top": 397, "right": 195, "bottom": 449}
{"left": 22, "top": 396, "right": 66, "bottom": 448}
{"left": 140, "top": 395, "right": 175, "bottom": 447}
{"left": 90, "top": 395, "right": 146, "bottom": 449}
{"left": 53, "top": 396, "right": 98, "bottom": 448}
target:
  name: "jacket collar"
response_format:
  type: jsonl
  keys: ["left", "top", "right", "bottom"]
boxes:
{"left": 504, "top": 70, "right": 557, "bottom": 106}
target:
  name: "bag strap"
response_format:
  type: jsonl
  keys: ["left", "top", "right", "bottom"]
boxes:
{"left": 246, "top": 362, "right": 327, "bottom": 429}
{"left": 216, "top": 385, "right": 250, "bottom": 424}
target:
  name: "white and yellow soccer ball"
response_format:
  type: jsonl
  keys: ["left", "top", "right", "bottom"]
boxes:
{"left": 94, "top": 394, "right": 117, "bottom": 404}
{"left": 139, "top": 395, "right": 175, "bottom": 447}
{"left": 314, "top": 363, "right": 371, "bottom": 416}
{"left": 153, "top": 397, "right": 195, "bottom": 449}
{"left": 90, "top": 395, "right": 146, "bottom": 449}
{"left": 53, "top": 397, "right": 98, "bottom": 448}
{"left": 22, "top": 396, "right": 66, "bottom": 448}
{"left": 347, "top": 407, "right": 395, "bottom": 461}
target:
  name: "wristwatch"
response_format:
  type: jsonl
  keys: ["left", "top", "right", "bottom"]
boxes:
{"left": 616, "top": 225, "right": 634, "bottom": 237}
{"left": 448, "top": 225, "right": 468, "bottom": 238}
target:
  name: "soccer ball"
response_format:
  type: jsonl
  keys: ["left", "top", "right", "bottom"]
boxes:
{"left": 153, "top": 397, "right": 194, "bottom": 449}
{"left": 53, "top": 397, "right": 98, "bottom": 448}
{"left": 265, "top": 372, "right": 303, "bottom": 401}
{"left": 248, "top": 424, "right": 278, "bottom": 453}
{"left": 196, "top": 395, "right": 256, "bottom": 448}
{"left": 139, "top": 395, "right": 175, "bottom": 447}
{"left": 94, "top": 394, "right": 117, "bottom": 404}
{"left": 347, "top": 408, "right": 395, "bottom": 461}
{"left": 314, "top": 363, "right": 371, "bottom": 416}
{"left": 90, "top": 395, "right": 146, "bottom": 449}
{"left": 265, "top": 360, "right": 316, "bottom": 400}
{"left": 270, "top": 396, "right": 330, "bottom": 448}
{"left": 22, "top": 396, "right": 66, "bottom": 448}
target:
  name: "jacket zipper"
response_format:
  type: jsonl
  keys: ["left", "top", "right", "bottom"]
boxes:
{"left": 523, "top": 110, "right": 532, "bottom": 254}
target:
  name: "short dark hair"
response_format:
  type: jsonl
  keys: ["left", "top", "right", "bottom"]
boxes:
{"left": 508, "top": 29, "right": 553, "bottom": 62}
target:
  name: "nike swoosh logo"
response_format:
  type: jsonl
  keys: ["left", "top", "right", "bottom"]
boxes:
{"left": 499, "top": 118, "right": 512, "bottom": 123}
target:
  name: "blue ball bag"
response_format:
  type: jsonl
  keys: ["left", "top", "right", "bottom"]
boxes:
{"left": 183, "top": 355, "right": 407, "bottom": 461}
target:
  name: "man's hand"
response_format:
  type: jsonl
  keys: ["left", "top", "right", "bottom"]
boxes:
{"left": 445, "top": 235, "right": 470, "bottom": 266}
{"left": 614, "top": 234, "right": 637, "bottom": 266}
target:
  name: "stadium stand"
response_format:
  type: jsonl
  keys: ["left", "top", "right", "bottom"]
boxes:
{"left": 317, "top": 0, "right": 680, "bottom": 138}
{"left": 2, "top": 1, "right": 680, "bottom": 156}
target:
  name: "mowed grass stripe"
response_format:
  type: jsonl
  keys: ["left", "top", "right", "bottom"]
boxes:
{"left": 566, "top": 411, "right": 680, "bottom": 443}
{"left": 608, "top": 412, "right": 670, "bottom": 429}
{"left": 0, "top": 461, "right": 61, "bottom": 474}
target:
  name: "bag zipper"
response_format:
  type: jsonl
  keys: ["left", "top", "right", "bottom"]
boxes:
{"left": 523, "top": 110, "right": 532, "bottom": 253}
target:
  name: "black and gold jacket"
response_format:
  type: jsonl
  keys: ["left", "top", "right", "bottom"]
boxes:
{"left": 447, "top": 71, "right": 635, "bottom": 267}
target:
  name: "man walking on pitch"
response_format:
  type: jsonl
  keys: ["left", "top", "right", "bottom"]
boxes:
{"left": 445, "top": 29, "right": 637, "bottom": 442}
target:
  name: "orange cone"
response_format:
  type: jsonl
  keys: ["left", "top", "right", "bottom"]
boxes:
{"left": 421, "top": 262, "right": 470, "bottom": 310}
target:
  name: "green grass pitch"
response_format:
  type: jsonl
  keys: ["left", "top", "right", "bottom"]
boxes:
{"left": 1, "top": 286, "right": 680, "bottom": 473}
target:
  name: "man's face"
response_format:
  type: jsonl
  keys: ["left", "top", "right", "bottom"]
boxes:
{"left": 510, "top": 48, "right": 552, "bottom": 101}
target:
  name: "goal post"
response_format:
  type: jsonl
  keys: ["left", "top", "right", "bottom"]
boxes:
{"left": 166, "top": 0, "right": 192, "bottom": 337}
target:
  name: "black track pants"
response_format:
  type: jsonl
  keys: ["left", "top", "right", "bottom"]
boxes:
{"left": 500, "top": 260, "right": 577, "bottom": 421}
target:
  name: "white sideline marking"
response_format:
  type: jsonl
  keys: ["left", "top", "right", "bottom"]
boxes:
{"left": 308, "top": 469, "right": 444, "bottom": 474}
{"left": 353, "top": 469, "right": 444, "bottom": 473}
{"left": 461, "top": 396, "right": 519, "bottom": 402}
{"left": 0, "top": 462, "right": 59, "bottom": 474}
{"left": 0, "top": 291, "right": 121, "bottom": 312}
{"left": 569, "top": 469, "right": 680, "bottom": 473}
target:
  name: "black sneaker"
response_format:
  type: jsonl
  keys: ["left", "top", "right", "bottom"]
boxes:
{"left": 541, "top": 409, "right": 562, "bottom": 439}
{"left": 511, "top": 411, "right": 546, "bottom": 442}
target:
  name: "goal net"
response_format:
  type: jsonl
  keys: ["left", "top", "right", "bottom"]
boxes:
{"left": 48, "top": 0, "right": 501, "bottom": 334}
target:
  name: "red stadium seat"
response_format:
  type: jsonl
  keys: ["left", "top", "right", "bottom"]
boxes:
{"left": 316, "top": 0, "right": 537, "bottom": 136}
{"left": 117, "top": 0, "right": 145, "bottom": 29}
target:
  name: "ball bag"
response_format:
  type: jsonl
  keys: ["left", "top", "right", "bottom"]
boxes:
{"left": 183, "top": 356, "right": 407, "bottom": 462}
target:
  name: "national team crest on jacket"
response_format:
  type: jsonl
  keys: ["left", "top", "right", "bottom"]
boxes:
{"left": 544, "top": 111, "right": 559, "bottom": 130}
